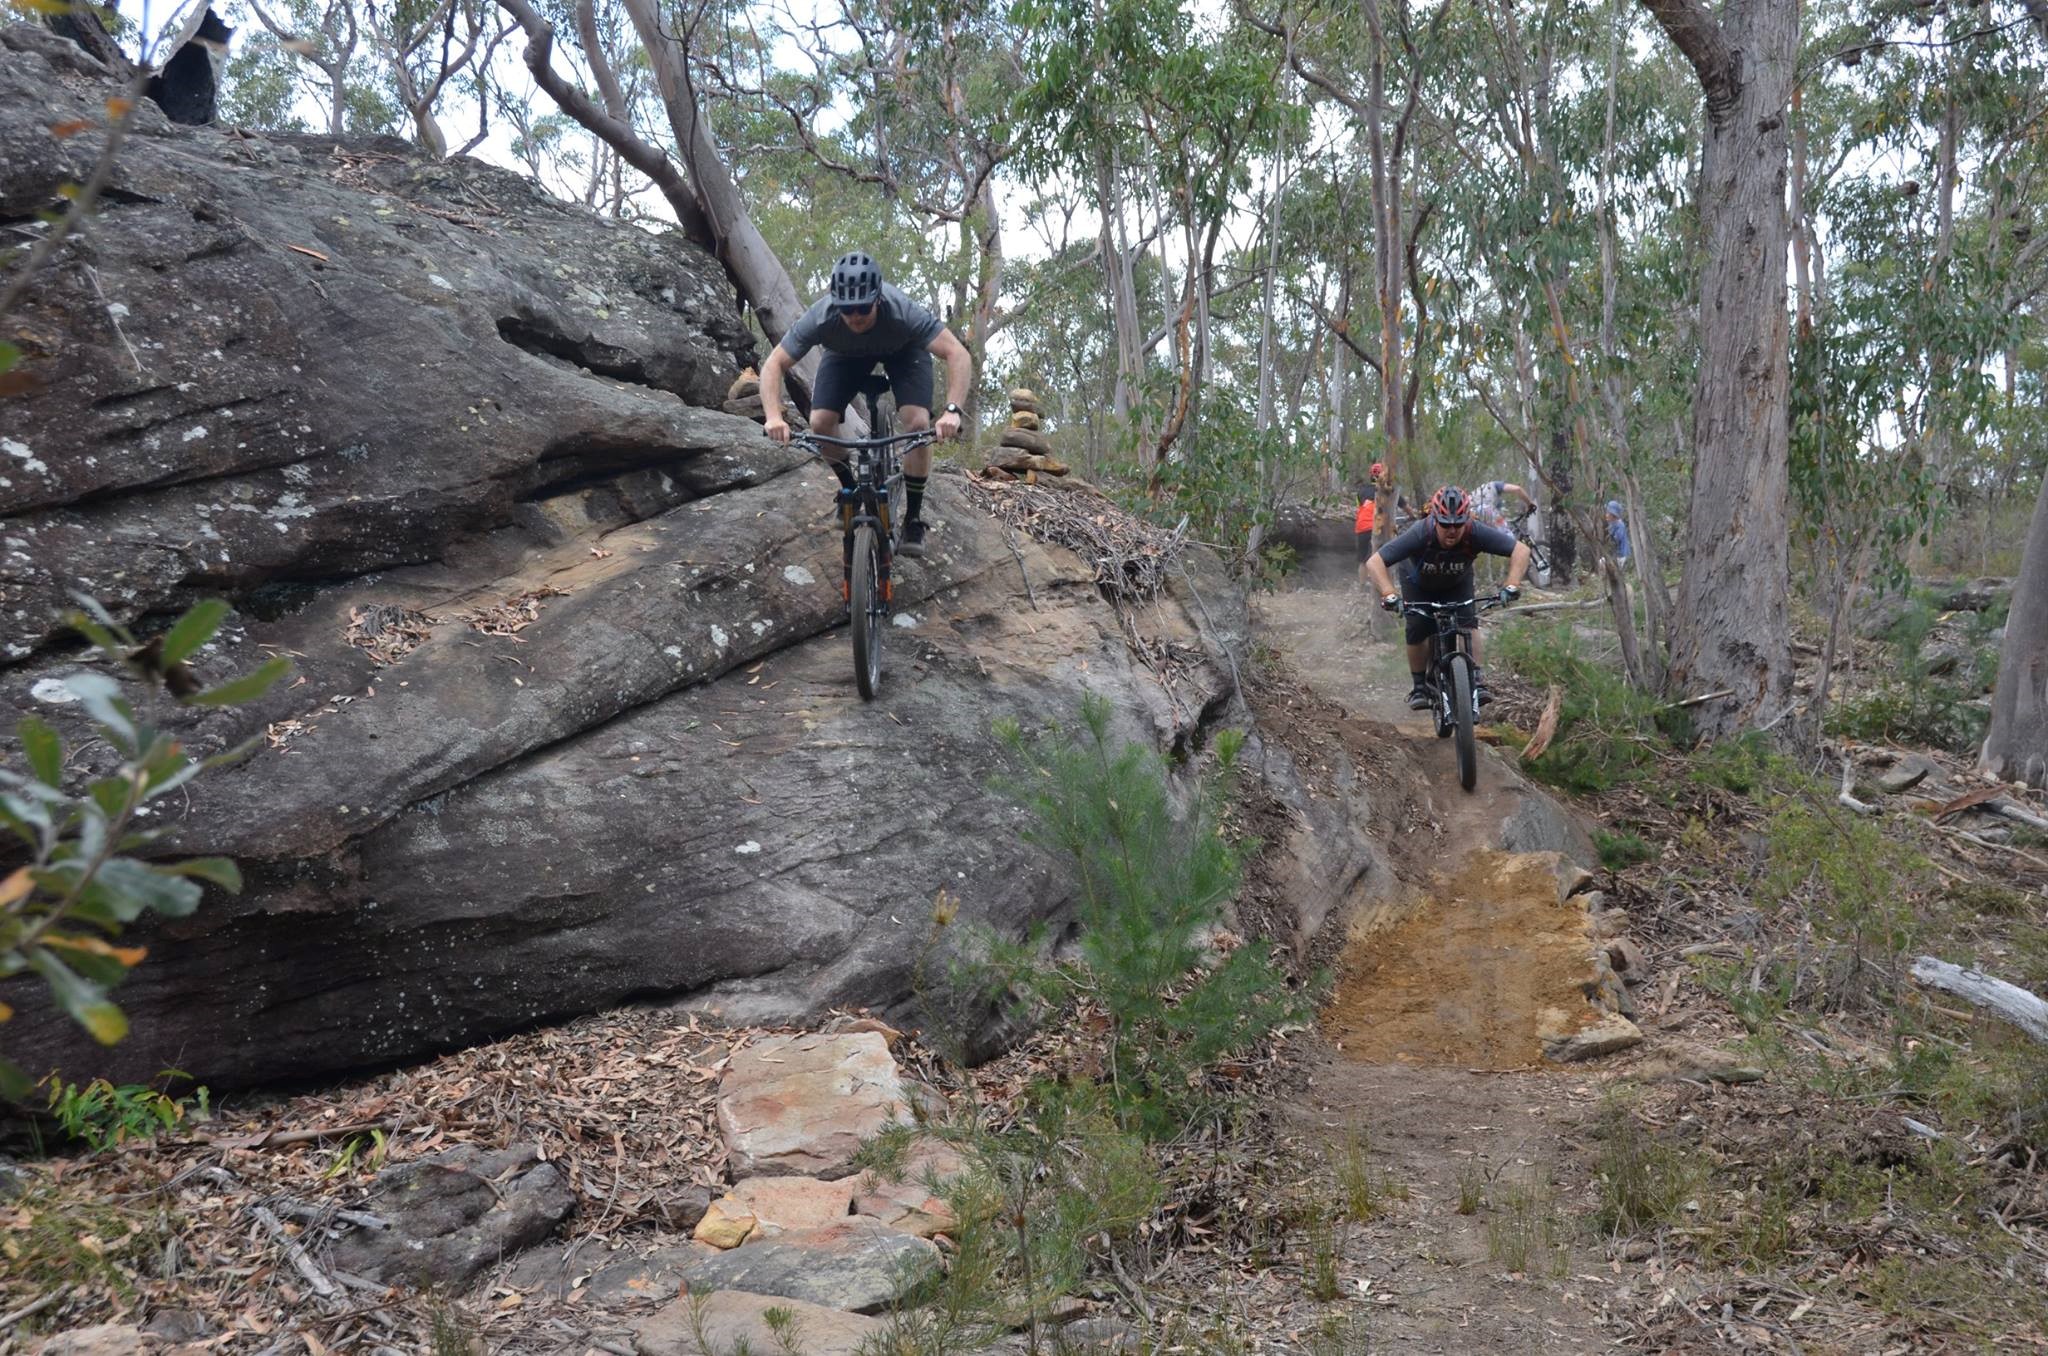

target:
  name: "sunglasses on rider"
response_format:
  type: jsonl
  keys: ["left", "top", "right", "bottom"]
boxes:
{"left": 837, "top": 303, "right": 878, "bottom": 319}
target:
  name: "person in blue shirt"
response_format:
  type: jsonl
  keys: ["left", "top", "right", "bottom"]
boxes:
{"left": 1605, "top": 500, "right": 1631, "bottom": 564}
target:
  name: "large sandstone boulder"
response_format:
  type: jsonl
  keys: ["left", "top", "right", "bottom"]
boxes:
{"left": 0, "top": 30, "right": 1380, "bottom": 1092}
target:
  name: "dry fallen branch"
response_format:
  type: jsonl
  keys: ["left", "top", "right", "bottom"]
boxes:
{"left": 1520, "top": 684, "right": 1562, "bottom": 763}
{"left": 1909, "top": 957, "right": 2048, "bottom": 1043}
{"left": 250, "top": 1203, "right": 341, "bottom": 1300}
{"left": 1838, "top": 758, "right": 1877, "bottom": 816}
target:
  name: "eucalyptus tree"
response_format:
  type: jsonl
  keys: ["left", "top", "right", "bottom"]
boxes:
{"left": 1012, "top": 0, "right": 1289, "bottom": 473}
{"left": 1242, "top": 0, "right": 1443, "bottom": 506}
{"left": 1635, "top": 0, "right": 1799, "bottom": 736}
{"left": 237, "top": 0, "right": 402, "bottom": 135}
{"left": 365, "top": 0, "right": 513, "bottom": 156}
{"left": 1983, "top": 476, "right": 2048, "bottom": 786}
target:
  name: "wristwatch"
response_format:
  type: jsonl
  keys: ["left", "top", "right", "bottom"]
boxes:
{"left": 944, "top": 403, "right": 964, "bottom": 416}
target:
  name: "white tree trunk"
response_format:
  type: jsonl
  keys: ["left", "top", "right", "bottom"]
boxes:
{"left": 1643, "top": 0, "right": 1797, "bottom": 736}
{"left": 1981, "top": 473, "right": 2048, "bottom": 786}
{"left": 617, "top": 0, "right": 805, "bottom": 345}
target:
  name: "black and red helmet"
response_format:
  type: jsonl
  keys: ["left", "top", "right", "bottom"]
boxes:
{"left": 1428, "top": 485, "right": 1471, "bottom": 527}
{"left": 830, "top": 251, "right": 882, "bottom": 311}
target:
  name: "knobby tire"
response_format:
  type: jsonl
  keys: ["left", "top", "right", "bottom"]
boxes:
{"left": 851, "top": 523, "right": 883, "bottom": 700}
{"left": 1451, "top": 654, "right": 1477, "bottom": 791}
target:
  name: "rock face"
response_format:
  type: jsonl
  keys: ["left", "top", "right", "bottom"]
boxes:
{"left": 1, "top": 31, "right": 1286, "bottom": 1090}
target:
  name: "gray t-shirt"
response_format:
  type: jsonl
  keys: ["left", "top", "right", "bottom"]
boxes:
{"left": 778, "top": 281, "right": 944, "bottom": 362}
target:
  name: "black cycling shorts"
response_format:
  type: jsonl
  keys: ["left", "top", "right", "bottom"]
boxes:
{"left": 812, "top": 346, "right": 935, "bottom": 418}
{"left": 1401, "top": 577, "right": 1477, "bottom": 644}
{"left": 1355, "top": 530, "right": 1375, "bottom": 562}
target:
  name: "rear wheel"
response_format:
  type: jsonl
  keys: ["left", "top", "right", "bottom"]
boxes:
{"left": 851, "top": 523, "right": 883, "bottom": 700}
{"left": 1450, "top": 654, "right": 1477, "bottom": 791}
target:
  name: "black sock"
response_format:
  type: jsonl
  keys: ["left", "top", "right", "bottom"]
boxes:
{"left": 829, "top": 460, "right": 855, "bottom": 490}
{"left": 1411, "top": 670, "right": 1427, "bottom": 688}
{"left": 904, "top": 474, "right": 928, "bottom": 522}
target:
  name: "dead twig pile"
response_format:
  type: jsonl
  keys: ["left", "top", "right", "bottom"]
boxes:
{"left": 458, "top": 585, "right": 569, "bottom": 638}
{"left": 965, "top": 472, "right": 1186, "bottom": 608}
{"left": 343, "top": 604, "right": 433, "bottom": 666}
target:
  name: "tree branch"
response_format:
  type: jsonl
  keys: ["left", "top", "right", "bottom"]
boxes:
{"left": 1638, "top": 0, "right": 1737, "bottom": 121}
{"left": 493, "top": 0, "right": 714, "bottom": 246}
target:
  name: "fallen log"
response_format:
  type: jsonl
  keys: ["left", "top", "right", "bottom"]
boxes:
{"left": 1909, "top": 957, "right": 2048, "bottom": 1043}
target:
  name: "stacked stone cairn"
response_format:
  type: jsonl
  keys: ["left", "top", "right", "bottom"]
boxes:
{"left": 982, "top": 386, "right": 1068, "bottom": 483}
{"left": 723, "top": 367, "right": 806, "bottom": 430}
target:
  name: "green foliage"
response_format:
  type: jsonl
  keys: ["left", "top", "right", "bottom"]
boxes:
{"left": 0, "top": 599, "right": 288, "bottom": 1100}
{"left": 1331, "top": 1130, "right": 1397, "bottom": 1224}
{"left": 1455, "top": 1162, "right": 1484, "bottom": 1216}
{"left": 863, "top": 1091, "right": 1163, "bottom": 1354}
{"left": 1111, "top": 395, "right": 1331, "bottom": 570}
{"left": 1592, "top": 828, "right": 1655, "bottom": 871}
{"left": 42, "top": 1072, "right": 207, "bottom": 1151}
{"left": 1825, "top": 594, "right": 1997, "bottom": 753}
{"left": 1299, "top": 1205, "right": 1342, "bottom": 1301}
{"left": 1756, "top": 795, "right": 1929, "bottom": 989}
{"left": 1484, "top": 1174, "right": 1569, "bottom": 1278}
{"left": 1685, "top": 733, "right": 1794, "bottom": 796}
{"left": 1694, "top": 955, "right": 1797, "bottom": 1035}
{"left": 974, "top": 694, "right": 1306, "bottom": 1137}
{"left": 1593, "top": 1092, "right": 1707, "bottom": 1235}
{"left": 1489, "top": 622, "right": 1666, "bottom": 793}
{"left": 217, "top": 31, "right": 311, "bottom": 133}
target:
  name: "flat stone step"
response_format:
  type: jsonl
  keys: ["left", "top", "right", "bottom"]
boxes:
{"left": 677, "top": 1216, "right": 943, "bottom": 1314}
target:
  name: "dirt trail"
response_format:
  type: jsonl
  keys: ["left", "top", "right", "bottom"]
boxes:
{"left": 1247, "top": 581, "right": 1616, "bottom": 1353}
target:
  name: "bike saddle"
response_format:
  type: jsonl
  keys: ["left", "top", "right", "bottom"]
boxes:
{"left": 855, "top": 371, "right": 893, "bottom": 399}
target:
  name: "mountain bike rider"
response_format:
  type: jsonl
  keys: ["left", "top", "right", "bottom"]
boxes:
{"left": 759, "top": 252, "right": 973, "bottom": 558}
{"left": 1470, "top": 478, "right": 1537, "bottom": 531}
{"left": 1365, "top": 486, "right": 1531, "bottom": 710}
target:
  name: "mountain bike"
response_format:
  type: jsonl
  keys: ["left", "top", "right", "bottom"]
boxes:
{"left": 792, "top": 393, "right": 933, "bottom": 701}
{"left": 1398, "top": 593, "right": 1508, "bottom": 792}
{"left": 1508, "top": 509, "right": 1554, "bottom": 588}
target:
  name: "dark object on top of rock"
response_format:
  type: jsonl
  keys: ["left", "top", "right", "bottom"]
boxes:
{"left": 144, "top": 6, "right": 231, "bottom": 125}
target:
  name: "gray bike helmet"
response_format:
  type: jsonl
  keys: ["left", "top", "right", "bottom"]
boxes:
{"left": 830, "top": 251, "right": 882, "bottom": 311}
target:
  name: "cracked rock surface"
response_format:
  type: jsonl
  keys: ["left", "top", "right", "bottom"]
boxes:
{"left": 0, "top": 29, "right": 1296, "bottom": 1090}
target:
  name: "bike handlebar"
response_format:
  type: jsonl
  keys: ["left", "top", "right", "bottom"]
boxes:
{"left": 792, "top": 430, "right": 938, "bottom": 450}
{"left": 1397, "top": 593, "right": 1509, "bottom": 617}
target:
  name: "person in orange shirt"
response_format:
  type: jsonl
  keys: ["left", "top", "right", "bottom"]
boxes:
{"left": 1355, "top": 463, "right": 1385, "bottom": 590}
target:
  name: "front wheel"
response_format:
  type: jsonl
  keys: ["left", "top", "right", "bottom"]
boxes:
{"left": 1528, "top": 543, "right": 1553, "bottom": 589}
{"left": 1449, "top": 653, "right": 1477, "bottom": 792}
{"left": 851, "top": 522, "right": 884, "bottom": 700}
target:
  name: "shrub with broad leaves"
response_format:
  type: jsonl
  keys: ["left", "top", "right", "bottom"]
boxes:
{"left": 0, "top": 598, "right": 288, "bottom": 1098}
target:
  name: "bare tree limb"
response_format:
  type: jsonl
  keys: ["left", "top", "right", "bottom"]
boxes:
{"left": 1910, "top": 958, "right": 2048, "bottom": 1043}
{"left": 1637, "top": 0, "right": 1736, "bottom": 123}
{"left": 494, "top": 0, "right": 715, "bottom": 246}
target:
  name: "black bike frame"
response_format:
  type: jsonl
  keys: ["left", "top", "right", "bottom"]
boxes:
{"left": 796, "top": 429, "right": 934, "bottom": 597}
{"left": 1404, "top": 594, "right": 1505, "bottom": 692}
